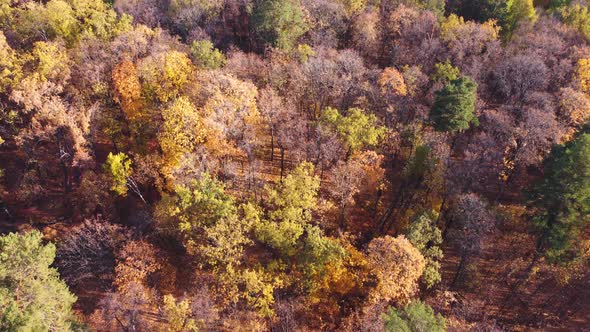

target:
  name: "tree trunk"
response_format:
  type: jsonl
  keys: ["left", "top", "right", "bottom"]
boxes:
{"left": 451, "top": 253, "right": 467, "bottom": 289}
{"left": 270, "top": 127, "right": 274, "bottom": 162}
{"left": 280, "top": 146, "right": 285, "bottom": 179}
{"left": 340, "top": 203, "right": 346, "bottom": 230}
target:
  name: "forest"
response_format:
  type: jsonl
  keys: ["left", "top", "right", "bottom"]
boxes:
{"left": 0, "top": 0, "right": 589, "bottom": 330}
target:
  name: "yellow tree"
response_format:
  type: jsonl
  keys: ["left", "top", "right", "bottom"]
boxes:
{"left": 112, "top": 59, "right": 144, "bottom": 120}
{"left": 158, "top": 96, "right": 206, "bottom": 174}
{"left": 366, "top": 235, "right": 425, "bottom": 304}
{"left": 577, "top": 58, "right": 590, "bottom": 94}
{"left": 140, "top": 51, "right": 195, "bottom": 103}
{"left": 0, "top": 31, "right": 22, "bottom": 94}
{"left": 378, "top": 67, "right": 407, "bottom": 96}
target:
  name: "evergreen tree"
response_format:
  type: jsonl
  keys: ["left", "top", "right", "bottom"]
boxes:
{"left": 430, "top": 76, "right": 478, "bottom": 134}
{"left": 251, "top": 0, "right": 309, "bottom": 51}
{"left": 0, "top": 231, "right": 77, "bottom": 331}
{"left": 528, "top": 132, "right": 590, "bottom": 262}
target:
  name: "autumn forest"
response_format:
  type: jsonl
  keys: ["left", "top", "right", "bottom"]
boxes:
{"left": 0, "top": 0, "right": 589, "bottom": 331}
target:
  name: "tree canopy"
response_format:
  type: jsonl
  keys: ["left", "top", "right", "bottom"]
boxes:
{"left": 0, "top": 231, "right": 76, "bottom": 331}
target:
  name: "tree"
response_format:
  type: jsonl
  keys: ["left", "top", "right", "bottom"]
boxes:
{"left": 366, "top": 236, "right": 425, "bottom": 304}
{"left": 378, "top": 67, "right": 408, "bottom": 96}
{"left": 505, "top": 0, "right": 537, "bottom": 38}
{"left": 256, "top": 162, "right": 320, "bottom": 256}
{"left": 155, "top": 173, "right": 254, "bottom": 267}
{"left": 0, "top": 31, "right": 22, "bottom": 94}
{"left": 56, "top": 218, "right": 128, "bottom": 288}
{"left": 112, "top": 59, "right": 143, "bottom": 120}
{"left": 190, "top": 40, "right": 226, "bottom": 70}
{"left": 559, "top": 3, "right": 590, "bottom": 41}
{"left": 431, "top": 61, "right": 460, "bottom": 86}
{"left": 321, "top": 107, "right": 387, "bottom": 157}
{"left": 0, "top": 230, "right": 77, "bottom": 331}
{"left": 448, "top": 193, "right": 495, "bottom": 286}
{"left": 559, "top": 87, "right": 590, "bottom": 127}
{"left": 329, "top": 151, "right": 385, "bottom": 229}
{"left": 447, "top": 0, "right": 508, "bottom": 26}
{"left": 94, "top": 281, "right": 156, "bottom": 331}
{"left": 383, "top": 301, "right": 446, "bottom": 332}
{"left": 139, "top": 51, "right": 195, "bottom": 103}
{"left": 114, "top": 240, "right": 162, "bottom": 290}
{"left": 493, "top": 54, "right": 548, "bottom": 105}
{"left": 429, "top": 76, "right": 478, "bottom": 134}
{"left": 156, "top": 172, "right": 236, "bottom": 239}
{"left": 251, "top": 0, "right": 309, "bottom": 51}
{"left": 406, "top": 211, "right": 443, "bottom": 289}
{"left": 161, "top": 295, "right": 200, "bottom": 332}
{"left": 104, "top": 152, "right": 131, "bottom": 195}
{"left": 199, "top": 72, "right": 261, "bottom": 158}
{"left": 528, "top": 132, "right": 590, "bottom": 262}
{"left": 576, "top": 58, "right": 590, "bottom": 94}
{"left": 158, "top": 96, "right": 206, "bottom": 170}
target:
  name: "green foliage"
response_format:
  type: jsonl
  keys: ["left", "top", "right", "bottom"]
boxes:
{"left": 266, "top": 162, "right": 320, "bottom": 224}
{"left": 161, "top": 294, "right": 200, "bottom": 332}
{"left": 321, "top": 107, "right": 387, "bottom": 155}
{"left": 419, "top": 0, "right": 446, "bottom": 18}
{"left": 529, "top": 133, "right": 590, "bottom": 262}
{"left": 384, "top": 301, "right": 446, "bottom": 332}
{"left": 549, "top": 0, "right": 571, "bottom": 9}
{"left": 404, "top": 145, "right": 437, "bottom": 180}
{"left": 155, "top": 173, "right": 254, "bottom": 267}
{"left": 296, "top": 43, "right": 315, "bottom": 63}
{"left": 0, "top": 231, "right": 77, "bottom": 331}
{"left": 432, "top": 61, "right": 460, "bottom": 85}
{"left": 162, "top": 173, "right": 237, "bottom": 233}
{"left": 256, "top": 162, "right": 320, "bottom": 255}
{"left": 190, "top": 40, "right": 227, "bottom": 70}
{"left": 252, "top": 0, "right": 309, "bottom": 51}
{"left": 450, "top": 0, "right": 508, "bottom": 26}
{"left": 237, "top": 268, "right": 283, "bottom": 317}
{"left": 200, "top": 212, "right": 254, "bottom": 267}
{"left": 406, "top": 211, "right": 443, "bottom": 288}
{"left": 104, "top": 152, "right": 132, "bottom": 196}
{"left": 298, "top": 225, "right": 346, "bottom": 287}
{"left": 505, "top": 0, "right": 537, "bottom": 37}
{"left": 559, "top": 4, "right": 590, "bottom": 41}
{"left": 5, "top": 0, "right": 131, "bottom": 46}
{"left": 430, "top": 76, "right": 478, "bottom": 134}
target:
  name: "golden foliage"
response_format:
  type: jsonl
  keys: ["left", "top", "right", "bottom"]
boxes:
{"left": 114, "top": 240, "right": 162, "bottom": 290}
{"left": 367, "top": 235, "right": 425, "bottom": 304}
{"left": 112, "top": 59, "right": 144, "bottom": 120}
{"left": 0, "top": 31, "right": 22, "bottom": 93}
{"left": 161, "top": 295, "right": 199, "bottom": 332}
{"left": 378, "top": 67, "right": 407, "bottom": 96}
{"left": 140, "top": 51, "right": 195, "bottom": 103}
{"left": 158, "top": 96, "right": 206, "bottom": 171}
{"left": 577, "top": 58, "right": 590, "bottom": 94}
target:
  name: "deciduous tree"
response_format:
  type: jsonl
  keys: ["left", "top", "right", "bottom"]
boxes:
{"left": 383, "top": 301, "right": 446, "bottom": 332}
{"left": 366, "top": 235, "right": 425, "bottom": 304}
